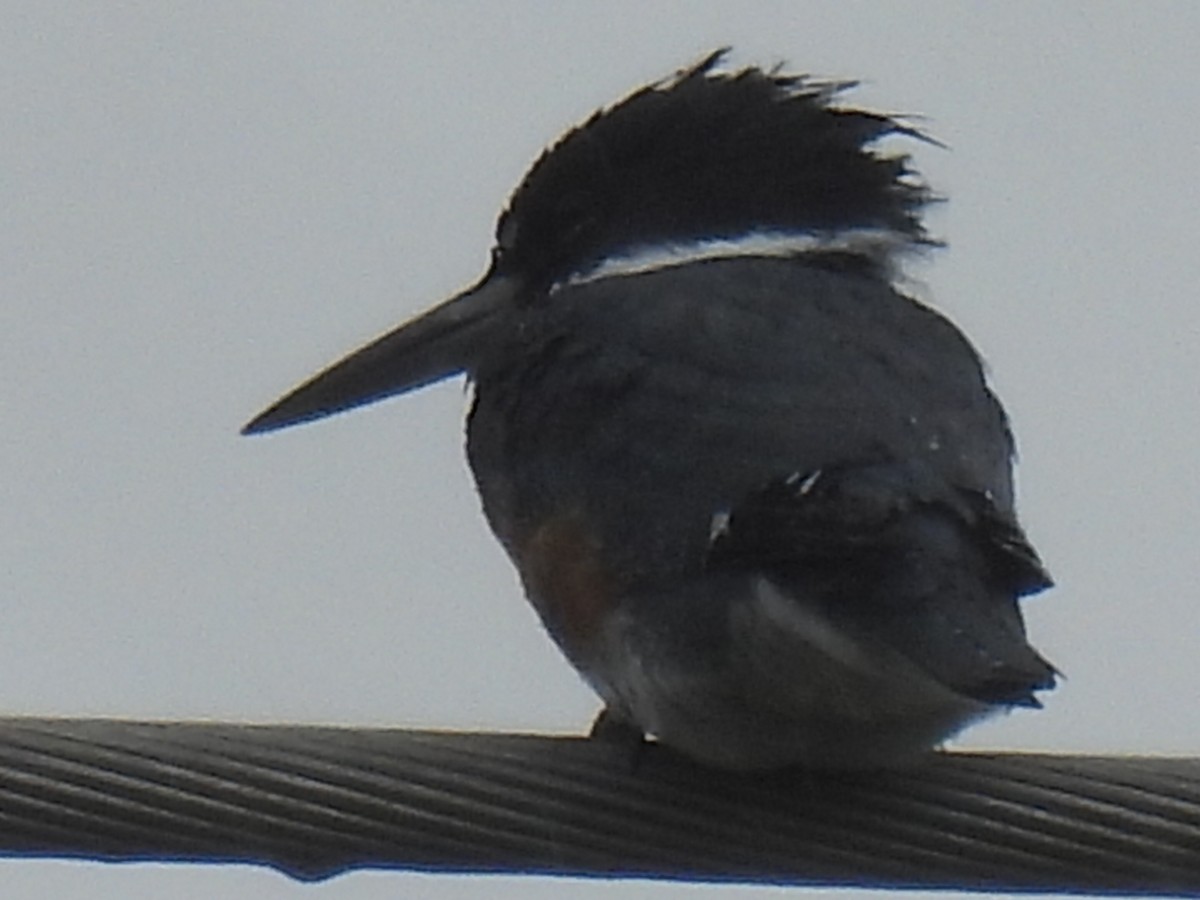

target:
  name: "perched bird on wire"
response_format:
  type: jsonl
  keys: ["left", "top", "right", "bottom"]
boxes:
{"left": 244, "top": 50, "right": 1056, "bottom": 770}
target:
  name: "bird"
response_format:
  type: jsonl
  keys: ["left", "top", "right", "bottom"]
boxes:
{"left": 243, "top": 50, "right": 1056, "bottom": 770}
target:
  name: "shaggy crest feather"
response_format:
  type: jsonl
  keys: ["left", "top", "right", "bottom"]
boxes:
{"left": 494, "top": 49, "right": 937, "bottom": 290}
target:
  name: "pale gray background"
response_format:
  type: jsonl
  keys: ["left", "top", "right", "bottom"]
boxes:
{"left": 4, "top": 3, "right": 1198, "bottom": 898}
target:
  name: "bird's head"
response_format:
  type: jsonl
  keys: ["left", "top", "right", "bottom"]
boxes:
{"left": 491, "top": 48, "right": 937, "bottom": 292}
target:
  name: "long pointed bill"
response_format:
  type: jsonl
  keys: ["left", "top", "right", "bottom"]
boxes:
{"left": 242, "top": 275, "right": 517, "bottom": 435}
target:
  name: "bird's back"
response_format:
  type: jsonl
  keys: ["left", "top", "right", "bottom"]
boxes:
{"left": 468, "top": 254, "right": 1014, "bottom": 583}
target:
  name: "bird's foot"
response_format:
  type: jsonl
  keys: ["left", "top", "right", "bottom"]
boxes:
{"left": 588, "top": 706, "right": 649, "bottom": 773}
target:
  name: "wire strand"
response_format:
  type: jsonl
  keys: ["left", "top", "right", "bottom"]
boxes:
{"left": 0, "top": 717, "right": 1196, "bottom": 892}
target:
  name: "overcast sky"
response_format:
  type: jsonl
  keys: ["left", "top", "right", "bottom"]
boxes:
{"left": 4, "top": 4, "right": 1199, "bottom": 898}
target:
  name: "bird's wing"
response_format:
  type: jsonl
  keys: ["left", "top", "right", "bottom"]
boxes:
{"left": 707, "top": 460, "right": 1055, "bottom": 706}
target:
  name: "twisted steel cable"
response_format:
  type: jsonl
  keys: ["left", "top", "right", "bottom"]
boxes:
{"left": 0, "top": 717, "right": 1196, "bottom": 892}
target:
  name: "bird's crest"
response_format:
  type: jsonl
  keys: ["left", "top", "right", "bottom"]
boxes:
{"left": 494, "top": 49, "right": 937, "bottom": 290}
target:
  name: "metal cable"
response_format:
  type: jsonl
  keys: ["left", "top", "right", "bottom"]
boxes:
{"left": 0, "top": 717, "right": 1196, "bottom": 893}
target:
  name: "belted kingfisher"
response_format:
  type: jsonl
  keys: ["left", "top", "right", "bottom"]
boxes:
{"left": 244, "top": 50, "right": 1056, "bottom": 770}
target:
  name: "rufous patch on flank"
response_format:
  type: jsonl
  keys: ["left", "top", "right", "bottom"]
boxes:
{"left": 516, "top": 512, "right": 619, "bottom": 660}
